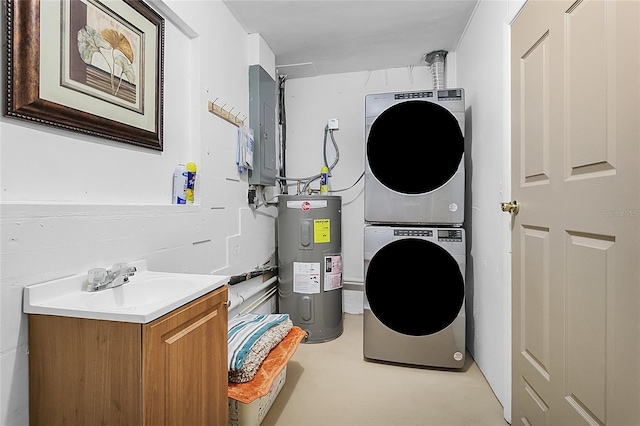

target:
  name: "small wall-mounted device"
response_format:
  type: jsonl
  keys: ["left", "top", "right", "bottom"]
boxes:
{"left": 328, "top": 118, "right": 339, "bottom": 130}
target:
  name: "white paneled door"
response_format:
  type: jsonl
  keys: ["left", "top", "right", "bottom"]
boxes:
{"left": 510, "top": 0, "right": 639, "bottom": 424}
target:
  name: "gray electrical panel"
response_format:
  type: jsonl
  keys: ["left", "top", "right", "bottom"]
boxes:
{"left": 248, "top": 65, "right": 276, "bottom": 186}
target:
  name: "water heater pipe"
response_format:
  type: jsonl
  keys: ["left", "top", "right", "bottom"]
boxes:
{"left": 228, "top": 276, "right": 278, "bottom": 311}
{"left": 237, "top": 286, "right": 278, "bottom": 316}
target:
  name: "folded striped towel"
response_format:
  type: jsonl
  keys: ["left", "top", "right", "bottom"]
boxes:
{"left": 228, "top": 313, "right": 290, "bottom": 372}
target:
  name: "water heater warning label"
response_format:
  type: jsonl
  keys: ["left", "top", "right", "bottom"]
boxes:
{"left": 324, "top": 255, "right": 343, "bottom": 291}
{"left": 293, "top": 262, "right": 320, "bottom": 294}
{"left": 314, "top": 219, "right": 330, "bottom": 243}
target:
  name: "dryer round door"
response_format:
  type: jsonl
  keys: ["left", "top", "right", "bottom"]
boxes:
{"left": 365, "top": 238, "right": 464, "bottom": 336}
{"left": 367, "top": 100, "right": 464, "bottom": 194}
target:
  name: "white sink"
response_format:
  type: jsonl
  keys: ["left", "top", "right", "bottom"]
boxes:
{"left": 23, "top": 261, "right": 229, "bottom": 323}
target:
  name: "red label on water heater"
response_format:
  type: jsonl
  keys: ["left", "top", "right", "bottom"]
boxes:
{"left": 301, "top": 201, "right": 311, "bottom": 211}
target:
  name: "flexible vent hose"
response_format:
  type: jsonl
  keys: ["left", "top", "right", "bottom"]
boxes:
{"left": 423, "top": 50, "right": 448, "bottom": 89}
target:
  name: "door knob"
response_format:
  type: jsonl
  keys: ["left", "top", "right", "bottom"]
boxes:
{"left": 501, "top": 200, "right": 520, "bottom": 214}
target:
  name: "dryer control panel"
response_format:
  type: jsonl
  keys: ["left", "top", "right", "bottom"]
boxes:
{"left": 438, "top": 229, "right": 463, "bottom": 242}
{"left": 394, "top": 229, "right": 433, "bottom": 237}
{"left": 438, "top": 89, "right": 463, "bottom": 101}
{"left": 394, "top": 91, "right": 434, "bottom": 100}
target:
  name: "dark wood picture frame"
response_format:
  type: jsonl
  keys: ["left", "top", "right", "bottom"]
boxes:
{"left": 4, "top": 0, "right": 164, "bottom": 150}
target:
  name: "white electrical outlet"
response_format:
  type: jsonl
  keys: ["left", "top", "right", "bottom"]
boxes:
{"left": 328, "top": 118, "right": 339, "bottom": 130}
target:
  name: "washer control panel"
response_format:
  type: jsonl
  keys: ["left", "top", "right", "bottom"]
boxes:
{"left": 394, "top": 229, "right": 433, "bottom": 237}
{"left": 438, "top": 229, "right": 463, "bottom": 242}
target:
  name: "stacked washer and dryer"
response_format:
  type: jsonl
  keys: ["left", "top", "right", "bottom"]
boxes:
{"left": 363, "top": 89, "right": 467, "bottom": 369}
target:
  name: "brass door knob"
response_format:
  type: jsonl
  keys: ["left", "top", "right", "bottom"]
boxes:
{"left": 501, "top": 200, "right": 520, "bottom": 214}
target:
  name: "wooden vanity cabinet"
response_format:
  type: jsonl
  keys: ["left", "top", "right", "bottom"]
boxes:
{"left": 28, "top": 285, "right": 228, "bottom": 426}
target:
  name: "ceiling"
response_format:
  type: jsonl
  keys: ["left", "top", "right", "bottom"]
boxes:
{"left": 223, "top": 0, "right": 478, "bottom": 79}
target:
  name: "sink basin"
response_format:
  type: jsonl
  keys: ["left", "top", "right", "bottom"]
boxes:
{"left": 83, "top": 276, "right": 196, "bottom": 310}
{"left": 23, "top": 261, "right": 229, "bottom": 323}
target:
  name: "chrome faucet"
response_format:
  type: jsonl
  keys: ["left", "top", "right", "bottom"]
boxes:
{"left": 87, "top": 262, "right": 137, "bottom": 292}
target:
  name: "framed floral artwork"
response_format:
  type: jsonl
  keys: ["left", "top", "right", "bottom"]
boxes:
{"left": 4, "top": 0, "right": 164, "bottom": 150}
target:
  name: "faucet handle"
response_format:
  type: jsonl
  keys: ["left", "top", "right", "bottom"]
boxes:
{"left": 112, "top": 262, "right": 136, "bottom": 277}
{"left": 88, "top": 268, "right": 107, "bottom": 284}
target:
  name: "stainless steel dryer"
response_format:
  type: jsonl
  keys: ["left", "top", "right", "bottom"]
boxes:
{"left": 363, "top": 225, "right": 466, "bottom": 368}
{"left": 365, "top": 89, "right": 465, "bottom": 225}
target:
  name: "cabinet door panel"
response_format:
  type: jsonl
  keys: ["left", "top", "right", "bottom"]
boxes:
{"left": 143, "top": 286, "right": 228, "bottom": 426}
{"left": 28, "top": 315, "right": 142, "bottom": 425}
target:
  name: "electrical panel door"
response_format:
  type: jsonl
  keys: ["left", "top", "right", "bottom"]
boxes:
{"left": 248, "top": 65, "right": 276, "bottom": 186}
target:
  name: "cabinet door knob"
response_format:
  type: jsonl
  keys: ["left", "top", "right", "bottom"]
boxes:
{"left": 224, "top": 300, "right": 231, "bottom": 307}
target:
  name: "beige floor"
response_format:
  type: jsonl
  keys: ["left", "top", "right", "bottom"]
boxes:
{"left": 262, "top": 314, "right": 508, "bottom": 426}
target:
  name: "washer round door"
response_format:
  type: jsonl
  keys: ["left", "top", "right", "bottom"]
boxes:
{"left": 367, "top": 100, "right": 464, "bottom": 194}
{"left": 365, "top": 238, "right": 464, "bottom": 336}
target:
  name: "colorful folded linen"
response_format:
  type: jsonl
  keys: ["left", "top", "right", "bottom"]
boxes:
{"left": 228, "top": 313, "right": 290, "bottom": 372}
{"left": 228, "top": 326, "right": 307, "bottom": 404}
{"left": 228, "top": 313, "right": 294, "bottom": 383}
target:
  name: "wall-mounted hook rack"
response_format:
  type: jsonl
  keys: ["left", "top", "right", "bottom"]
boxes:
{"left": 207, "top": 99, "right": 245, "bottom": 127}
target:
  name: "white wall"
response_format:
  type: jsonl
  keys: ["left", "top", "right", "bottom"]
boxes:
{"left": 0, "top": 1, "right": 277, "bottom": 424}
{"left": 283, "top": 64, "right": 456, "bottom": 313}
{"left": 455, "top": 0, "right": 518, "bottom": 421}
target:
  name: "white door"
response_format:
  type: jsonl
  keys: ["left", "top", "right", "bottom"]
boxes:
{"left": 510, "top": 0, "right": 639, "bottom": 424}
